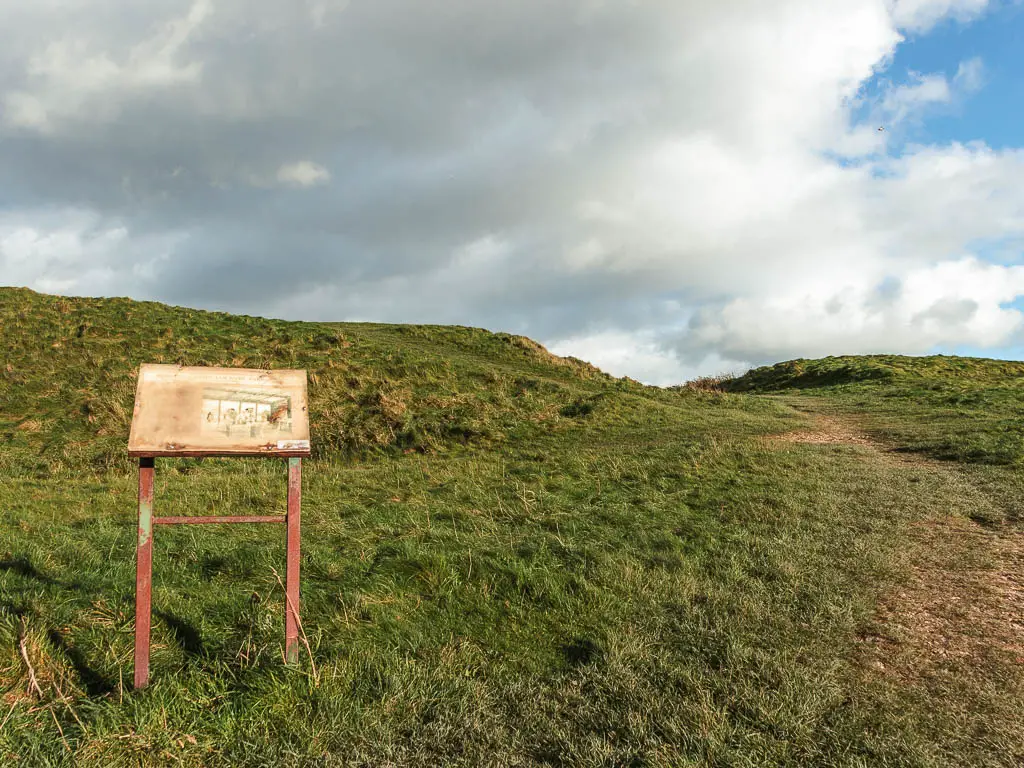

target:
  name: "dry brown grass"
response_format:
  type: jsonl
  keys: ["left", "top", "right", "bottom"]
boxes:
{"left": 505, "top": 334, "right": 604, "bottom": 377}
{"left": 680, "top": 374, "right": 736, "bottom": 393}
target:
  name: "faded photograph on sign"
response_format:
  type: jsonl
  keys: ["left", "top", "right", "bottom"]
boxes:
{"left": 201, "top": 388, "right": 293, "bottom": 438}
{"left": 128, "top": 365, "right": 311, "bottom": 456}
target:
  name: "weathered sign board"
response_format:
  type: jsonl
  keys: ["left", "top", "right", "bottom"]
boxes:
{"left": 128, "top": 364, "right": 310, "bottom": 457}
{"left": 128, "top": 365, "right": 310, "bottom": 689}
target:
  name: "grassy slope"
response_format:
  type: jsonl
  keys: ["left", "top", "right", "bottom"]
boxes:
{"left": 1, "top": 291, "right": 1021, "bottom": 766}
{"left": 728, "top": 355, "right": 1024, "bottom": 739}
{"left": 726, "top": 354, "right": 1024, "bottom": 470}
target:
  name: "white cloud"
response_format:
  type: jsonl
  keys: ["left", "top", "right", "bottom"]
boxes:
{"left": 954, "top": 56, "right": 985, "bottom": 91}
{"left": 881, "top": 71, "right": 953, "bottom": 122}
{"left": 549, "top": 332, "right": 746, "bottom": 386}
{"left": 0, "top": 209, "right": 181, "bottom": 296}
{"left": 275, "top": 161, "right": 331, "bottom": 188}
{"left": 680, "top": 257, "right": 1024, "bottom": 364}
{"left": 564, "top": 137, "right": 1024, "bottom": 380}
{"left": 877, "top": 56, "right": 984, "bottom": 127}
{"left": 2, "top": 0, "right": 210, "bottom": 133}
{"left": 888, "top": 0, "right": 991, "bottom": 33}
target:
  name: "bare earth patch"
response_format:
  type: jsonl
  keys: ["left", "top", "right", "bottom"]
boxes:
{"left": 861, "top": 516, "right": 1024, "bottom": 681}
{"left": 771, "top": 406, "right": 1024, "bottom": 685}
{"left": 768, "top": 413, "right": 875, "bottom": 446}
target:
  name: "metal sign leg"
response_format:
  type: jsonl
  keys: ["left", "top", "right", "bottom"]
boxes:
{"left": 285, "top": 457, "right": 302, "bottom": 664}
{"left": 131, "top": 455, "right": 303, "bottom": 685}
{"left": 134, "top": 457, "right": 155, "bottom": 689}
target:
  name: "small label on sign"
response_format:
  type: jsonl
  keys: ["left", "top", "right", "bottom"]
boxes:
{"left": 277, "top": 440, "right": 310, "bottom": 451}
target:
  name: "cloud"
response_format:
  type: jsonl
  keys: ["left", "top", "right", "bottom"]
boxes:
{"left": 276, "top": 161, "right": 331, "bottom": 188}
{"left": 0, "top": 209, "right": 182, "bottom": 295}
{"left": 0, "top": 0, "right": 1021, "bottom": 384}
{"left": 954, "top": 56, "right": 986, "bottom": 91}
{"left": 548, "top": 332, "right": 746, "bottom": 387}
{"left": 2, "top": 1, "right": 210, "bottom": 133}
{"left": 888, "top": 0, "right": 991, "bottom": 33}
{"left": 876, "top": 56, "right": 984, "bottom": 127}
{"left": 677, "top": 257, "right": 1024, "bottom": 366}
{"left": 882, "top": 72, "right": 952, "bottom": 122}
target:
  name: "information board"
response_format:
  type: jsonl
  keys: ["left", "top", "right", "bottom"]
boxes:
{"left": 127, "top": 364, "right": 311, "bottom": 457}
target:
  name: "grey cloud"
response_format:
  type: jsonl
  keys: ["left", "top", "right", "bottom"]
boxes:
{"left": 2, "top": 0, "right": 697, "bottom": 331}
{"left": 913, "top": 297, "right": 979, "bottom": 326}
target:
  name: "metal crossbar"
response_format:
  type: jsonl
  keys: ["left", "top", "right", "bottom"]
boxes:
{"left": 154, "top": 515, "right": 285, "bottom": 525}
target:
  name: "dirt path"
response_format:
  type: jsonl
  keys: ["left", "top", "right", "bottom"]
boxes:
{"left": 771, "top": 403, "right": 1024, "bottom": 684}
{"left": 767, "top": 411, "right": 874, "bottom": 447}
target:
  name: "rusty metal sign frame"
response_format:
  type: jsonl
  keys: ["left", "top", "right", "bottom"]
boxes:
{"left": 128, "top": 366, "right": 311, "bottom": 689}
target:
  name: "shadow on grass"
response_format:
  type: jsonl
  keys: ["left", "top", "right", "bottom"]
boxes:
{"left": 0, "top": 556, "right": 60, "bottom": 585}
{"left": 155, "top": 610, "right": 207, "bottom": 657}
{"left": 46, "top": 629, "right": 116, "bottom": 697}
{"left": 561, "top": 637, "right": 602, "bottom": 667}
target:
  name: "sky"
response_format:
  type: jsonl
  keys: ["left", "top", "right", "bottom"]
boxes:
{"left": 1, "top": 0, "right": 1023, "bottom": 385}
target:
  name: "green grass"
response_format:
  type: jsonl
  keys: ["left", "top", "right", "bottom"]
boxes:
{"left": 729, "top": 354, "right": 1024, "bottom": 472}
{"left": 1, "top": 289, "right": 1022, "bottom": 766}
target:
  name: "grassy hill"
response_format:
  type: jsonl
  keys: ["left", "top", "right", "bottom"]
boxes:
{"left": 1, "top": 289, "right": 1021, "bottom": 767}
{"left": 0, "top": 286, "right": 637, "bottom": 473}
{"left": 727, "top": 355, "right": 1024, "bottom": 468}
